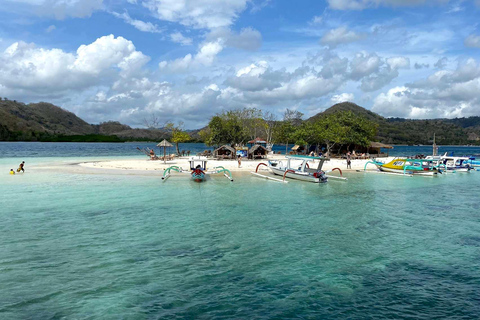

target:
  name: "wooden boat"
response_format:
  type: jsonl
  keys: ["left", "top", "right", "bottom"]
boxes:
{"left": 254, "top": 155, "right": 346, "bottom": 183}
{"left": 162, "top": 157, "right": 233, "bottom": 182}
{"left": 366, "top": 158, "right": 441, "bottom": 176}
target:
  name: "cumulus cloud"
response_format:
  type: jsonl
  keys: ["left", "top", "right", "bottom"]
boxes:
{"left": 159, "top": 41, "right": 223, "bottom": 71}
{"left": 321, "top": 27, "right": 366, "bottom": 47}
{"left": 331, "top": 93, "right": 354, "bottom": 104}
{"left": 372, "top": 58, "right": 480, "bottom": 118}
{"left": 327, "top": 0, "right": 449, "bottom": 10}
{"left": 142, "top": 0, "right": 248, "bottom": 29}
{"left": 206, "top": 27, "right": 262, "bottom": 51}
{"left": 112, "top": 11, "right": 163, "bottom": 33}
{"left": 0, "top": 35, "right": 149, "bottom": 96}
{"left": 170, "top": 32, "right": 193, "bottom": 46}
{"left": 465, "top": 34, "right": 480, "bottom": 48}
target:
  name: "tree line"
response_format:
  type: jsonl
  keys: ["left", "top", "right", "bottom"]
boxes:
{"left": 198, "top": 108, "right": 378, "bottom": 154}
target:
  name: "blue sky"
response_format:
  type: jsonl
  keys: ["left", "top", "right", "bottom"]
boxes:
{"left": 0, "top": 0, "right": 479, "bottom": 128}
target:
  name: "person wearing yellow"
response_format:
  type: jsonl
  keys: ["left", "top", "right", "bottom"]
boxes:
{"left": 10, "top": 169, "right": 15, "bottom": 175}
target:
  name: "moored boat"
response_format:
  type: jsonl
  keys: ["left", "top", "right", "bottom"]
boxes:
{"left": 366, "top": 158, "right": 441, "bottom": 176}
{"left": 255, "top": 155, "right": 345, "bottom": 183}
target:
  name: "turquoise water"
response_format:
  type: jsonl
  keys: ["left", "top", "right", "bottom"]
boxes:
{"left": 1, "top": 146, "right": 480, "bottom": 319}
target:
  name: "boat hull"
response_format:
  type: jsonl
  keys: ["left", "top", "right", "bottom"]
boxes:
{"left": 270, "top": 167, "right": 327, "bottom": 183}
{"left": 377, "top": 166, "right": 437, "bottom": 176}
{"left": 191, "top": 172, "right": 205, "bottom": 182}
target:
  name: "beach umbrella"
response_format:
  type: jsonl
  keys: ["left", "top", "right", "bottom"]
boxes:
{"left": 157, "top": 139, "right": 173, "bottom": 164}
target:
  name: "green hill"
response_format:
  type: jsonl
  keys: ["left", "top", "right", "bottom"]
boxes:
{"left": 0, "top": 99, "right": 168, "bottom": 142}
{"left": 308, "top": 102, "right": 480, "bottom": 145}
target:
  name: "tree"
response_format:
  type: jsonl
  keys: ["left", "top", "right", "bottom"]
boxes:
{"left": 166, "top": 121, "right": 191, "bottom": 155}
{"left": 263, "top": 111, "right": 278, "bottom": 148}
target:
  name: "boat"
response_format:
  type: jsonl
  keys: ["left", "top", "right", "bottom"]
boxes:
{"left": 365, "top": 158, "right": 442, "bottom": 176}
{"left": 426, "top": 154, "right": 474, "bottom": 172}
{"left": 253, "top": 155, "right": 346, "bottom": 183}
{"left": 162, "top": 156, "right": 233, "bottom": 182}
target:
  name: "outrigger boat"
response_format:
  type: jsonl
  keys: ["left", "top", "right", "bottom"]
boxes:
{"left": 253, "top": 155, "right": 346, "bottom": 183}
{"left": 162, "top": 156, "right": 233, "bottom": 182}
{"left": 365, "top": 158, "right": 442, "bottom": 176}
{"left": 425, "top": 154, "right": 474, "bottom": 172}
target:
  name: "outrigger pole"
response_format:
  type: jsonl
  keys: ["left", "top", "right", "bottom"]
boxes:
{"left": 250, "top": 163, "right": 289, "bottom": 183}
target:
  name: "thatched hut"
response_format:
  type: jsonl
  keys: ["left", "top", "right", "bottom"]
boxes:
{"left": 248, "top": 144, "right": 268, "bottom": 159}
{"left": 368, "top": 142, "right": 393, "bottom": 155}
{"left": 213, "top": 145, "right": 235, "bottom": 159}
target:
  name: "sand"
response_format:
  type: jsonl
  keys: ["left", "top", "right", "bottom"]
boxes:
{"left": 77, "top": 154, "right": 393, "bottom": 175}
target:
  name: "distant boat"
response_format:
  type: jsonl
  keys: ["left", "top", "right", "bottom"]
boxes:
{"left": 367, "top": 158, "right": 441, "bottom": 176}
{"left": 426, "top": 154, "right": 474, "bottom": 172}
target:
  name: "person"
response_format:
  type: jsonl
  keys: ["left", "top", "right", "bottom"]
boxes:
{"left": 237, "top": 154, "right": 242, "bottom": 168}
{"left": 346, "top": 152, "right": 352, "bottom": 169}
{"left": 10, "top": 169, "right": 15, "bottom": 175}
{"left": 149, "top": 149, "right": 155, "bottom": 159}
{"left": 18, "top": 161, "right": 25, "bottom": 172}
{"left": 309, "top": 151, "right": 314, "bottom": 156}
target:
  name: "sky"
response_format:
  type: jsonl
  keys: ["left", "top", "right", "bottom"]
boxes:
{"left": 0, "top": 0, "right": 479, "bottom": 129}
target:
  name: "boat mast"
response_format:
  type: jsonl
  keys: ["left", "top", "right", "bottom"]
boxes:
{"left": 432, "top": 133, "right": 438, "bottom": 156}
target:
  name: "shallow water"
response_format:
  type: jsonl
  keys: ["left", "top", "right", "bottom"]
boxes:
{"left": 1, "top": 145, "right": 480, "bottom": 319}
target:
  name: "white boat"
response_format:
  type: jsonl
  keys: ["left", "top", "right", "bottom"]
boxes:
{"left": 255, "top": 155, "right": 345, "bottom": 183}
{"left": 426, "top": 153, "right": 473, "bottom": 172}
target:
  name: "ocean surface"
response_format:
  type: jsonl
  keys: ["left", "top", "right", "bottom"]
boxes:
{"left": 1, "top": 142, "right": 480, "bottom": 319}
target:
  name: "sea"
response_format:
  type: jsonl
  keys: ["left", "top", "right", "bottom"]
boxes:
{"left": 1, "top": 142, "right": 479, "bottom": 319}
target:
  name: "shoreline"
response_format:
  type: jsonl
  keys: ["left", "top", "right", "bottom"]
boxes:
{"left": 73, "top": 155, "right": 392, "bottom": 175}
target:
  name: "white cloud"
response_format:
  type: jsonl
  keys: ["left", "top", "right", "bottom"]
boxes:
{"left": 328, "top": 0, "right": 449, "bottom": 10}
{"left": 170, "top": 32, "right": 193, "bottom": 46}
{"left": 321, "top": 27, "right": 366, "bottom": 47}
{"left": 331, "top": 93, "right": 355, "bottom": 104}
{"left": 0, "top": 35, "right": 149, "bottom": 96}
{"left": 386, "top": 57, "right": 410, "bottom": 70}
{"left": 206, "top": 27, "right": 262, "bottom": 51}
{"left": 372, "top": 58, "right": 480, "bottom": 118}
{"left": 46, "top": 25, "right": 56, "bottom": 33}
{"left": 142, "top": 0, "right": 248, "bottom": 29}
{"left": 160, "top": 40, "right": 223, "bottom": 71}
{"left": 310, "top": 15, "right": 323, "bottom": 25}
{"left": 465, "top": 34, "right": 480, "bottom": 48}
{"left": 112, "top": 11, "right": 163, "bottom": 33}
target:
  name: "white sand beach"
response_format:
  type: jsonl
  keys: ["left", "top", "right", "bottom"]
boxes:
{"left": 77, "top": 154, "right": 393, "bottom": 174}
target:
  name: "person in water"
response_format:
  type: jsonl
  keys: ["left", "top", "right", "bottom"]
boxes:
{"left": 10, "top": 169, "right": 15, "bottom": 175}
{"left": 18, "top": 161, "right": 25, "bottom": 172}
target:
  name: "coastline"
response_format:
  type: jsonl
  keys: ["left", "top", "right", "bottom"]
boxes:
{"left": 73, "top": 154, "right": 391, "bottom": 175}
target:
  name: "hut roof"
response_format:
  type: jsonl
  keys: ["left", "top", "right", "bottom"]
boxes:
{"left": 214, "top": 145, "right": 235, "bottom": 153}
{"left": 369, "top": 141, "right": 393, "bottom": 149}
{"left": 248, "top": 137, "right": 267, "bottom": 144}
{"left": 157, "top": 139, "right": 173, "bottom": 147}
{"left": 249, "top": 144, "right": 268, "bottom": 153}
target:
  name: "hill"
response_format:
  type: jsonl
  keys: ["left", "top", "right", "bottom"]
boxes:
{"left": 0, "top": 99, "right": 168, "bottom": 141}
{"left": 308, "top": 102, "right": 480, "bottom": 145}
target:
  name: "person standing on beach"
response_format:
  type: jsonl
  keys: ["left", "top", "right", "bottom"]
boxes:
{"left": 237, "top": 155, "right": 242, "bottom": 168}
{"left": 18, "top": 161, "right": 25, "bottom": 172}
{"left": 346, "top": 152, "right": 351, "bottom": 169}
